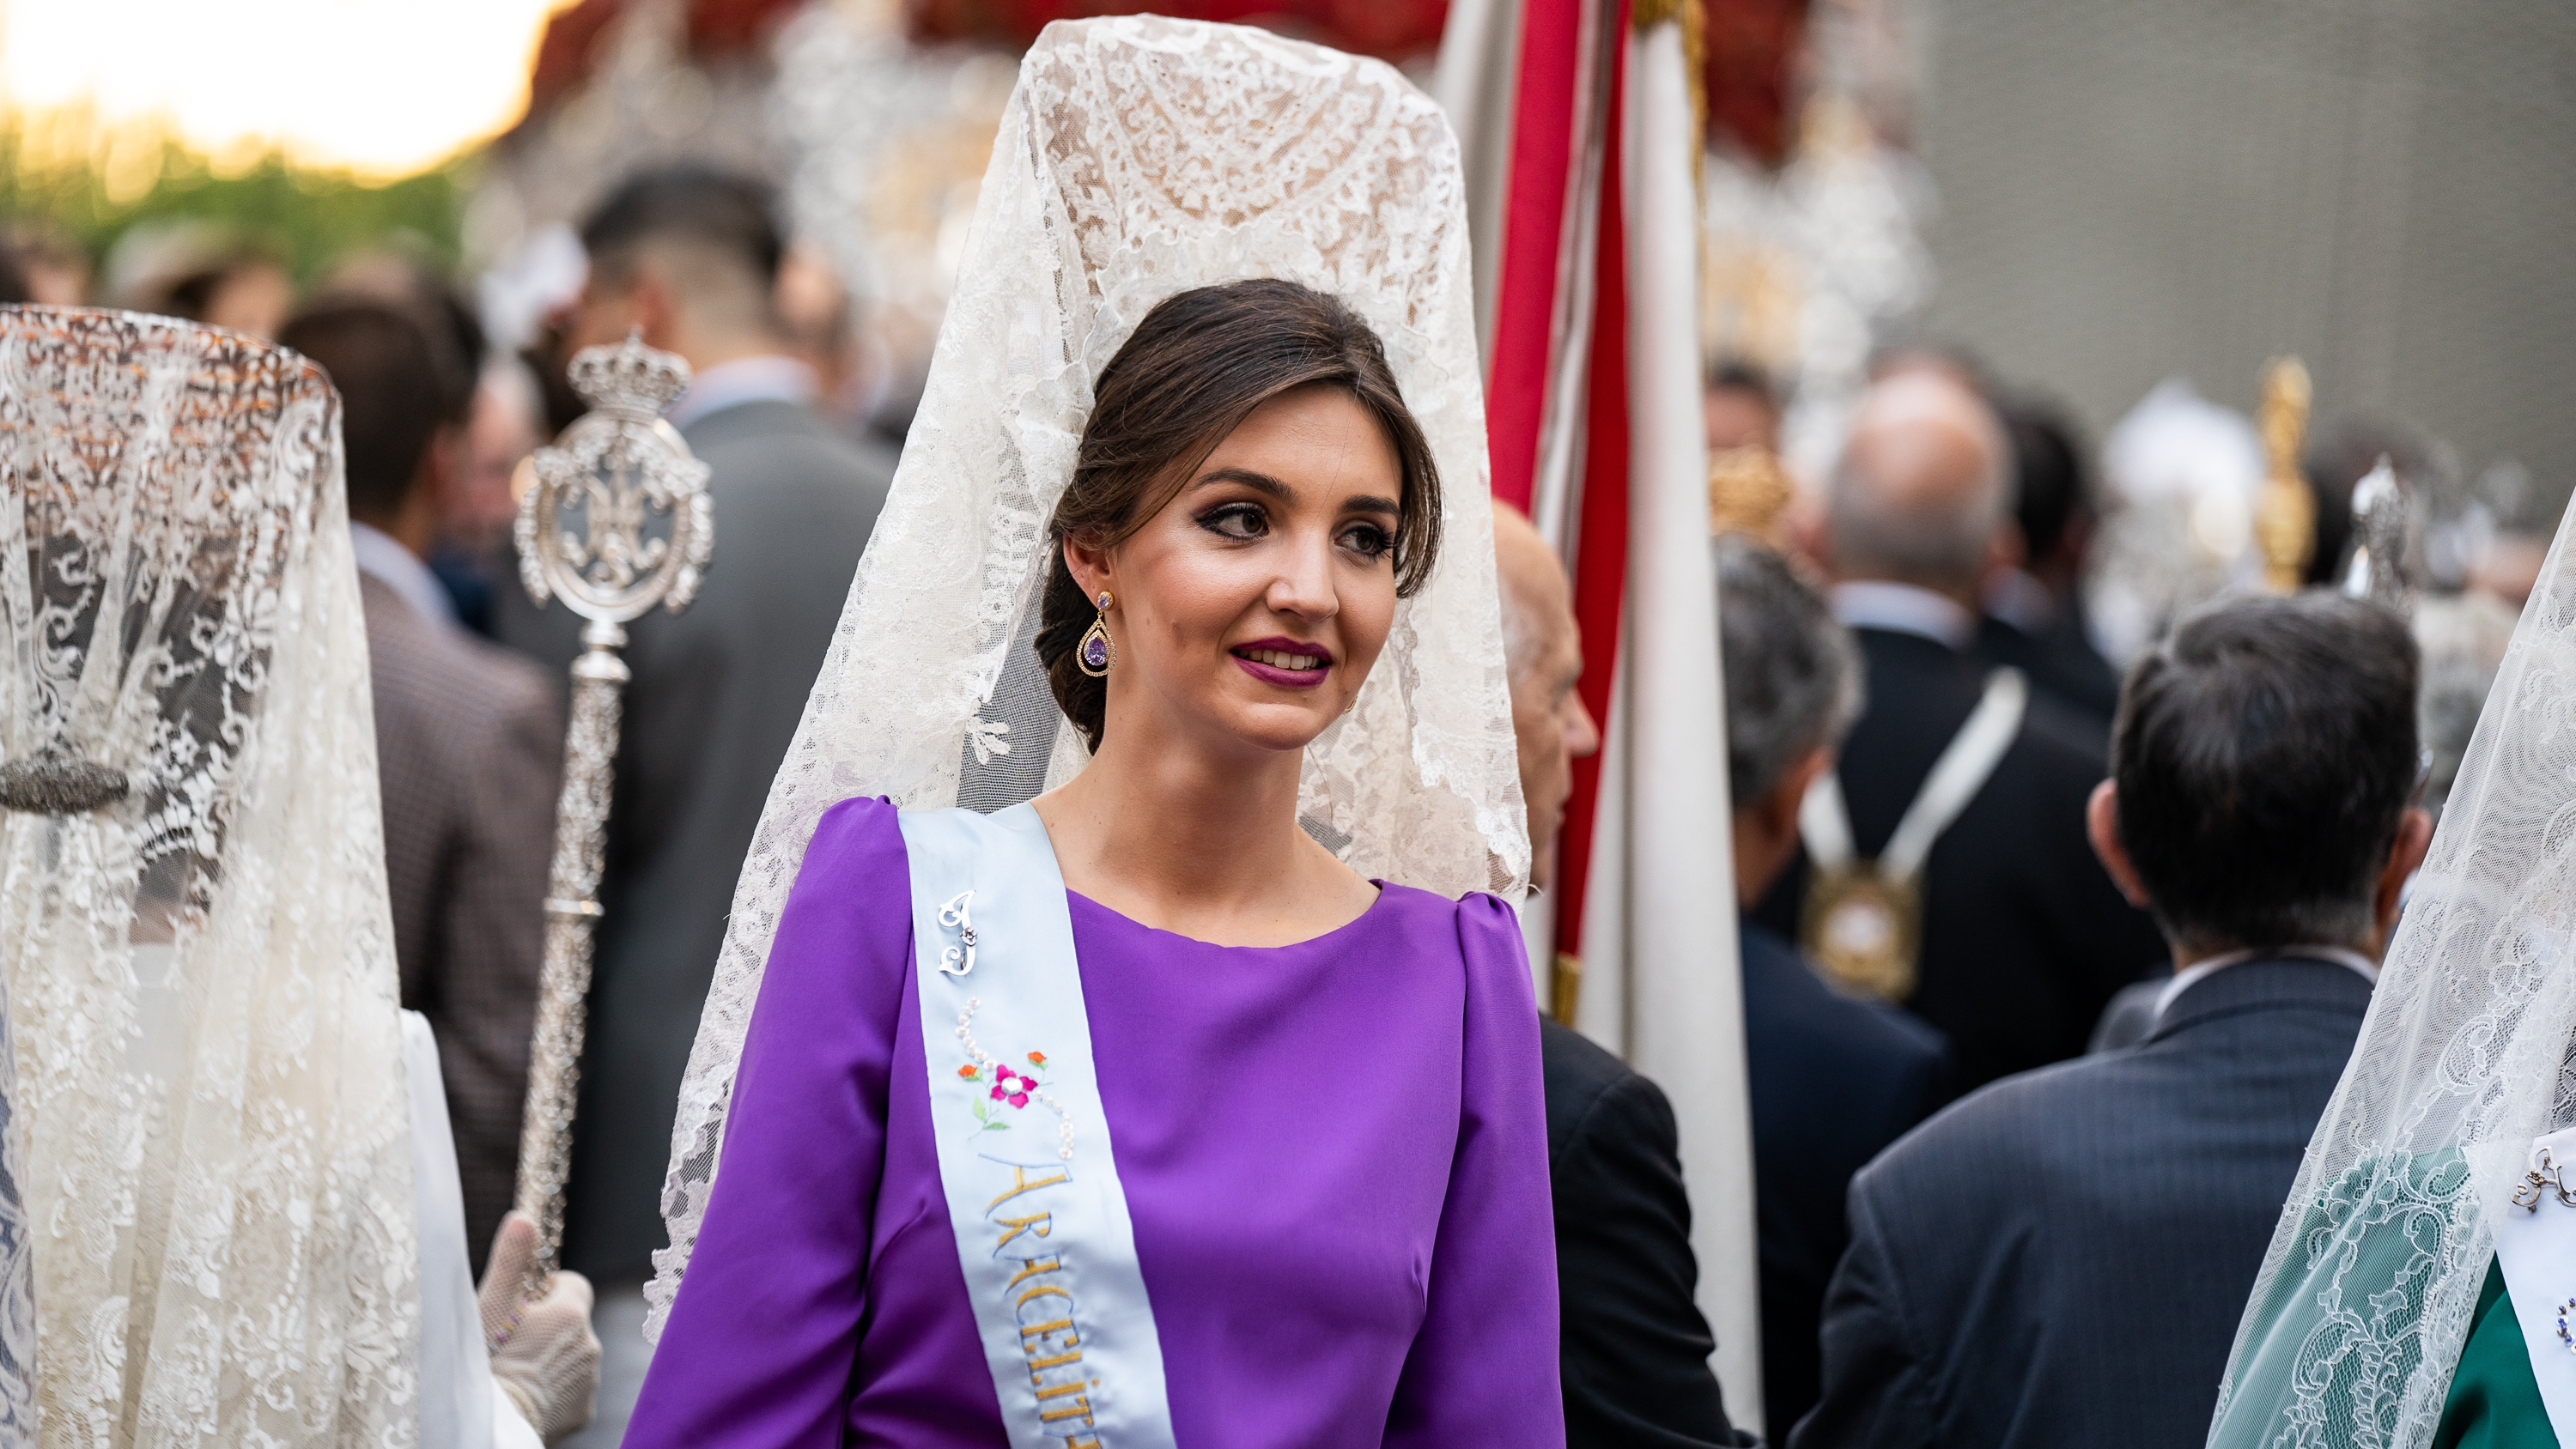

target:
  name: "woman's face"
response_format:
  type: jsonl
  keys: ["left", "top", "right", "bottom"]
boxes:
{"left": 1072, "top": 384, "right": 1406, "bottom": 760}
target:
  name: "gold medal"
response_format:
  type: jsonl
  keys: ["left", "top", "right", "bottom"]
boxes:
{"left": 1801, "top": 863, "right": 1922, "bottom": 1003}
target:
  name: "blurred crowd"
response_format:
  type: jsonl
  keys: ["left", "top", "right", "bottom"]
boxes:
{"left": 1511, "top": 332, "right": 2537, "bottom": 1443}
{"left": 4, "top": 167, "right": 902, "bottom": 1446}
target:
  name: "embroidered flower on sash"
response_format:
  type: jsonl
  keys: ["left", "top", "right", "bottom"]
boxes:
{"left": 989, "top": 1065, "right": 1040, "bottom": 1108}
{"left": 963, "top": 1052, "right": 1053, "bottom": 1125}
{"left": 954, "top": 1000, "right": 1077, "bottom": 1160}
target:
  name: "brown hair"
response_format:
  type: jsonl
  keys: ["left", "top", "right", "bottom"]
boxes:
{"left": 1035, "top": 279, "right": 1444, "bottom": 750}
{"left": 278, "top": 300, "right": 445, "bottom": 527}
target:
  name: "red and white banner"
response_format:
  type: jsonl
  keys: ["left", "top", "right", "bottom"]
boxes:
{"left": 1441, "top": 0, "right": 1765, "bottom": 1429}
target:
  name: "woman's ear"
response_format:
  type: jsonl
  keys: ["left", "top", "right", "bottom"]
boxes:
{"left": 1061, "top": 532, "right": 1113, "bottom": 602}
{"left": 1064, "top": 535, "right": 1115, "bottom": 604}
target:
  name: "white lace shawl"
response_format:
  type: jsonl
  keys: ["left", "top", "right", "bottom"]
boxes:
{"left": 2209, "top": 514, "right": 2576, "bottom": 1447}
{"left": 645, "top": 16, "right": 1528, "bottom": 1340}
{"left": 0, "top": 306, "right": 420, "bottom": 1444}
{"left": 0, "top": 906, "right": 27, "bottom": 1445}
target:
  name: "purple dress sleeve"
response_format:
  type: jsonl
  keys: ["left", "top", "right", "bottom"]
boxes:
{"left": 1384, "top": 893, "right": 1567, "bottom": 1445}
{"left": 623, "top": 797, "right": 910, "bottom": 1447}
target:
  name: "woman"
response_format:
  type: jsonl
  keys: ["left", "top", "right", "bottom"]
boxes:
{"left": 2205, "top": 499, "right": 2576, "bottom": 1441}
{"left": 628, "top": 19, "right": 1552, "bottom": 1446}
{"left": 0, "top": 307, "right": 417, "bottom": 1440}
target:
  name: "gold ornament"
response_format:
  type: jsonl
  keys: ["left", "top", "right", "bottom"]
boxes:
{"left": 1801, "top": 863, "right": 1923, "bottom": 1003}
{"left": 1709, "top": 445, "right": 1794, "bottom": 540}
{"left": 1550, "top": 950, "right": 1584, "bottom": 1025}
{"left": 2253, "top": 356, "right": 2316, "bottom": 594}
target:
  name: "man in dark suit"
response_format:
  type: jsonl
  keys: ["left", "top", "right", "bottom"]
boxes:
{"left": 1974, "top": 403, "right": 2120, "bottom": 725}
{"left": 495, "top": 166, "right": 897, "bottom": 1439}
{"left": 1494, "top": 505, "right": 1753, "bottom": 1448}
{"left": 1790, "top": 592, "right": 2432, "bottom": 1449}
{"left": 1755, "top": 370, "right": 2165, "bottom": 1088}
{"left": 1715, "top": 536, "right": 1950, "bottom": 1432}
{"left": 281, "top": 300, "right": 563, "bottom": 1264}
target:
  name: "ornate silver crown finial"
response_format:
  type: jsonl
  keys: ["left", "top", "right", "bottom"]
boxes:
{"left": 566, "top": 327, "right": 693, "bottom": 421}
{"left": 513, "top": 329, "right": 713, "bottom": 623}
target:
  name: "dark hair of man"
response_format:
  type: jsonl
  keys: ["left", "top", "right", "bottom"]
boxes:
{"left": 0, "top": 246, "right": 28, "bottom": 306}
{"left": 1716, "top": 535, "right": 1862, "bottom": 805}
{"left": 580, "top": 164, "right": 786, "bottom": 294}
{"left": 2112, "top": 592, "right": 2420, "bottom": 950}
{"left": 163, "top": 256, "right": 270, "bottom": 323}
{"left": 322, "top": 252, "right": 488, "bottom": 424}
{"left": 277, "top": 300, "right": 445, "bottom": 526}
{"left": 1705, "top": 356, "right": 1779, "bottom": 403}
{"left": 2003, "top": 403, "right": 2089, "bottom": 565}
{"left": 422, "top": 286, "right": 489, "bottom": 426}
{"left": 1034, "top": 279, "right": 1444, "bottom": 751}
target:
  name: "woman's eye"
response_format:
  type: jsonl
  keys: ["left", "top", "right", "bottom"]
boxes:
{"left": 1340, "top": 522, "right": 1394, "bottom": 559}
{"left": 1199, "top": 503, "right": 1267, "bottom": 540}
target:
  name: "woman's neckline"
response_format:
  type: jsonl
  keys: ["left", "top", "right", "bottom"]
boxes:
{"left": 1065, "top": 882, "right": 1391, "bottom": 952}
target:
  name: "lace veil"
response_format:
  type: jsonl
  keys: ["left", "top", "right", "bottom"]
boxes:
{"left": 0, "top": 862, "right": 26, "bottom": 1444}
{"left": 0, "top": 306, "right": 419, "bottom": 1442}
{"left": 2208, "top": 512, "right": 2576, "bottom": 1447}
{"left": 647, "top": 16, "right": 1526, "bottom": 1338}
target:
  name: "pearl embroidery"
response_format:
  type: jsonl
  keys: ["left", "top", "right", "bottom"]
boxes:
{"left": 957, "top": 998, "right": 1078, "bottom": 1161}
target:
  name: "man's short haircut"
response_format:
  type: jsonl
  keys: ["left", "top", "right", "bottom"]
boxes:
{"left": 319, "top": 252, "right": 487, "bottom": 424}
{"left": 278, "top": 300, "right": 444, "bottom": 524}
{"left": 1717, "top": 535, "right": 1863, "bottom": 805}
{"left": 1705, "top": 356, "right": 1779, "bottom": 404}
{"left": 2114, "top": 592, "right": 2421, "bottom": 950}
{"left": 580, "top": 164, "right": 785, "bottom": 300}
{"left": 1826, "top": 373, "right": 2012, "bottom": 593}
{"left": 2003, "top": 401, "right": 2091, "bottom": 565}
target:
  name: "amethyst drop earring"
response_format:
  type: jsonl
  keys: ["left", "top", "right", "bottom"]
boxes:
{"left": 1077, "top": 591, "right": 1115, "bottom": 677}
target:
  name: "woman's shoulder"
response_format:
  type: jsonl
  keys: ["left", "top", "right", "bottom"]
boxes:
{"left": 1370, "top": 880, "right": 1521, "bottom": 929}
{"left": 817, "top": 793, "right": 902, "bottom": 827}
{"left": 1367, "top": 882, "right": 1527, "bottom": 975}
{"left": 803, "top": 795, "right": 908, "bottom": 876}
{"left": 755, "top": 797, "right": 917, "bottom": 1040}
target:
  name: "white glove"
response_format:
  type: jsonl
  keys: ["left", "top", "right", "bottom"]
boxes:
{"left": 477, "top": 1211, "right": 602, "bottom": 1445}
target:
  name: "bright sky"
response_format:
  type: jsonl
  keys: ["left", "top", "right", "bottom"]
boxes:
{"left": 1, "top": 0, "right": 574, "bottom": 178}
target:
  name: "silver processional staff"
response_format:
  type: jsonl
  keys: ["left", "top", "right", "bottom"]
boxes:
{"left": 508, "top": 329, "right": 713, "bottom": 1309}
{"left": 2342, "top": 456, "right": 2410, "bottom": 609}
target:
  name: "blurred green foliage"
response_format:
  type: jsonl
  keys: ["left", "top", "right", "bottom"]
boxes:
{"left": 1, "top": 117, "right": 474, "bottom": 286}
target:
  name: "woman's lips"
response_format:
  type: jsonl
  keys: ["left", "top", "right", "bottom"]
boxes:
{"left": 1230, "top": 639, "right": 1333, "bottom": 690}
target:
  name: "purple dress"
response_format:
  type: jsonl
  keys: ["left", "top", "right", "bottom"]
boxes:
{"left": 627, "top": 797, "right": 1562, "bottom": 1446}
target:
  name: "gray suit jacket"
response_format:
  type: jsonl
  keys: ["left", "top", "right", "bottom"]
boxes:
{"left": 495, "top": 397, "right": 896, "bottom": 1281}
{"left": 1789, "top": 955, "right": 2373, "bottom": 1449}
{"left": 361, "top": 571, "right": 564, "bottom": 1262}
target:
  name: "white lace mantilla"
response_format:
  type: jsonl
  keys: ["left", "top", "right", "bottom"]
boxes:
{"left": 0, "top": 893, "right": 27, "bottom": 1446}
{"left": 0, "top": 306, "right": 419, "bottom": 1445}
{"left": 2209, "top": 506, "right": 2576, "bottom": 1447}
{"left": 647, "top": 17, "right": 1527, "bottom": 1341}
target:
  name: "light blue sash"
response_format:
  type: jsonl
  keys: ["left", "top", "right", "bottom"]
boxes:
{"left": 898, "top": 803, "right": 1176, "bottom": 1449}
